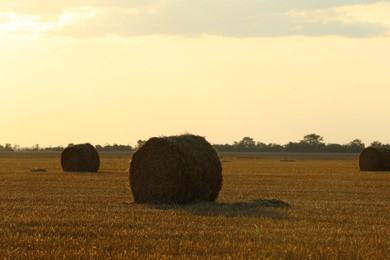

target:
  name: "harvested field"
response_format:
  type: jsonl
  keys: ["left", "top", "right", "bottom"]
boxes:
{"left": 0, "top": 152, "right": 389, "bottom": 258}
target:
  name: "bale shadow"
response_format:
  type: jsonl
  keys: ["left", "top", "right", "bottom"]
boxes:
{"left": 151, "top": 198, "right": 291, "bottom": 219}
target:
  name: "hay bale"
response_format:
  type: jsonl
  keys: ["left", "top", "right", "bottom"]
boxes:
{"left": 359, "top": 147, "right": 390, "bottom": 171}
{"left": 129, "top": 134, "right": 222, "bottom": 204}
{"left": 61, "top": 143, "right": 100, "bottom": 172}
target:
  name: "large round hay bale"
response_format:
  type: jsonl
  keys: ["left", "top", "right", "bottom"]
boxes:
{"left": 359, "top": 147, "right": 390, "bottom": 171}
{"left": 129, "top": 134, "right": 222, "bottom": 204}
{"left": 61, "top": 143, "right": 100, "bottom": 172}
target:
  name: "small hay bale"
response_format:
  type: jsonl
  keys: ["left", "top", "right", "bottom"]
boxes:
{"left": 129, "top": 134, "right": 223, "bottom": 204}
{"left": 359, "top": 147, "right": 390, "bottom": 171}
{"left": 61, "top": 143, "right": 100, "bottom": 172}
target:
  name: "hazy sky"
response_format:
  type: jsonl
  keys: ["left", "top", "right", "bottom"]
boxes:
{"left": 1, "top": 1, "right": 390, "bottom": 147}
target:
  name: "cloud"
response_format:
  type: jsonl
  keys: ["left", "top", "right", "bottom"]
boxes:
{"left": 0, "top": 7, "right": 98, "bottom": 35}
{"left": 0, "top": 0, "right": 388, "bottom": 38}
{"left": 335, "top": 2, "right": 390, "bottom": 28}
{"left": 283, "top": 2, "right": 390, "bottom": 37}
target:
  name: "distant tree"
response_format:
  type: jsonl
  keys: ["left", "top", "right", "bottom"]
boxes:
{"left": 96, "top": 144, "right": 133, "bottom": 152}
{"left": 324, "top": 143, "right": 345, "bottom": 153}
{"left": 370, "top": 141, "right": 383, "bottom": 147}
{"left": 285, "top": 142, "right": 302, "bottom": 152}
{"left": 235, "top": 137, "right": 256, "bottom": 151}
{"left": 283, "top": 134, "right": 325, "bottom": 152}
{"left": 43, "top": 146, "right": 64, "bottom": 151}
{"left": 136, "top": 140, "right": 146, "bottom": 149}
{"left": 213, "top": 143, "right": 235, "bottom": 152}
{"left": 267, "top": 143, "right": 284, "bottom": 152}
{"left": 0, "top": 143, "right": 14, "bottom": 152}
{"left": 301, "top": 133, "right": 324, "bottom": 145}
{"left": 256, "top": 142, "right": 267, "bottom": 150}
{"left": 32, "top": 144, "right": 40, "bottom": 151}
{"left": 345, "top": 139, "right": 364, "bottom": 152}
{"left": 299, "top": 133, "right": 325, "bottom": 152}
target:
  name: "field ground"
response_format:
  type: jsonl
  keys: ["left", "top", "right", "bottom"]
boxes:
{"left": 0, "top": 152, "right": 389, "bottom": 259}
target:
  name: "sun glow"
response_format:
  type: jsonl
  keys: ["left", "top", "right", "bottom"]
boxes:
{"left": 1, "top": 1, "right": 390, "bottom": 147}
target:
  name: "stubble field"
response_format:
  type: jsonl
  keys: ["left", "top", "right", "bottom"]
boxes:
{"left": 0, "top": 152, "right": 389, "bottom": 259}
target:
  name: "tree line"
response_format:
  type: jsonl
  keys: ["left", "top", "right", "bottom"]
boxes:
{"left": 0, "top": 143, "right": 133, "bottom": 152}
{"left": 1, "top": 133, "right": 390, "bottom": 153}
{"left": 212, "top": 134, "right": 370, "bottom": 153}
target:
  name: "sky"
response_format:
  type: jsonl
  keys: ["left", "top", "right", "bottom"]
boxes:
{"left": 1, "top": 1, "right": 390, "bottom": 147}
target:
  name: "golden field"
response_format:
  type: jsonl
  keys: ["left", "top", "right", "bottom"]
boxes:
{"left": 0, "top": 152, "right": 389, "bottom": 259}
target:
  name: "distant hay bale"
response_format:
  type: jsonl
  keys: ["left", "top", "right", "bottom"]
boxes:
{"left": 61, "top": 143, "right": 100, "bottom": 172}
{"left": 359, "top": 147, "right": 390, "bottom": 171}
{"left": 129, "top": 134, "right": 223, "bottom": 204}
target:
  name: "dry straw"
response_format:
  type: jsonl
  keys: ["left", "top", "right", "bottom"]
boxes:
{"left": 129, "top": 134, "right": 223, "bottom": 204}
{"left": 61, "top": 143, "right": 100, "bottom": 172}
{"left": 359, "top": 146, "right": 390, "bottom": 171}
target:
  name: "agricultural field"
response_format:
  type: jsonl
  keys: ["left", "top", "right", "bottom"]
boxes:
{"left": 0, "top": 152, "right": 389, "bottom": 259}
